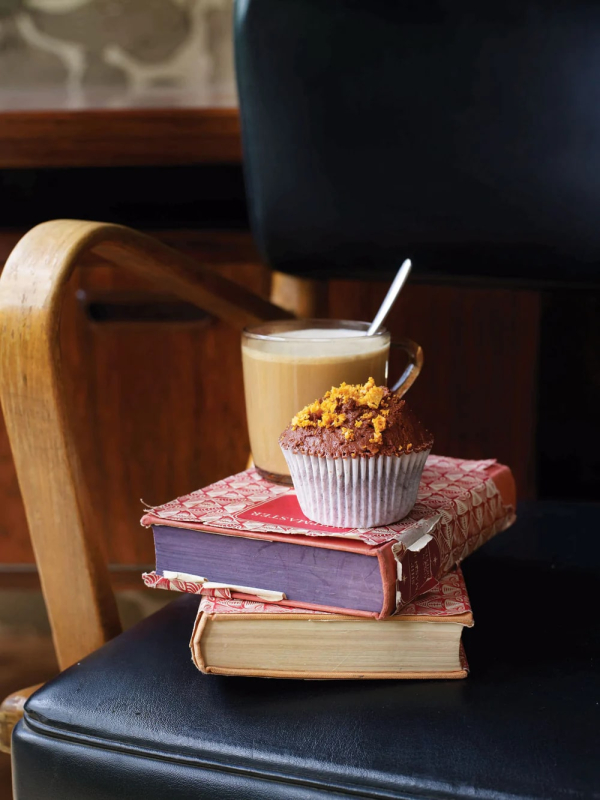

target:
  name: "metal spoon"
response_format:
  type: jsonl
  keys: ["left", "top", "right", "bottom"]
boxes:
{"left": 367, "top": 258, "right": 412, "bottom": 336}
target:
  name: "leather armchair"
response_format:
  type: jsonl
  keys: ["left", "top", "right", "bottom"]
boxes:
{"left": 236, "top": 0, "right": 600, "bottom": 286}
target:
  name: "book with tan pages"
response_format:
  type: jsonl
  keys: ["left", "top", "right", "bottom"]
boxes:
{"left": 142, "top": 455, "right": 515, "bottom": 619}
{"left": 190, "top": 567, "right": 472, "bottom": 680}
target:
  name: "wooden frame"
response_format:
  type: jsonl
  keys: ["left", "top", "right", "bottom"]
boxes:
{"left": 0, "top": 219, "right": 292, "bottom": 671}
{"left": 0, "top": 108, "right": 241, "bottom": 169}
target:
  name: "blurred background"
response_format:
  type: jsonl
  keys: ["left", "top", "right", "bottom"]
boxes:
{"left": 0, "top": 2, "right": 598, "bottom": 797}
{"left": 0, "top": 0, "right": 236, "bottom": 109}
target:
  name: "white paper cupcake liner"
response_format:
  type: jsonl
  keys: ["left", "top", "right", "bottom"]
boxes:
{"left": 281, "top": 448, "right": 430, "bottom": 529}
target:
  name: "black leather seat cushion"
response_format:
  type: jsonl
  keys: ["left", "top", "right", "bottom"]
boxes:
{"left": 236, "top": 0, "right": 600, "bottom": 285}
{"left": 13, "top": 502, "right": 600, "bottom": 799}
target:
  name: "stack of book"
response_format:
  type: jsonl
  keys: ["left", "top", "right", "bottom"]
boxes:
{"left": 141, "top": 455, "right": 516, "bottom": 679}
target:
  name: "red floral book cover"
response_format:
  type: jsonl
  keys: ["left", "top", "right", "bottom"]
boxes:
{"left": 142, "top": 455, "right": 515, "bottom": 617}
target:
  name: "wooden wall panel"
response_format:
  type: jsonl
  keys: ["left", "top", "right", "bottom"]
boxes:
{"left": 58, "top": 259, "right": 270, "bottom": 567}
{"left": 329, "top": 281, "right": 541, "bottom": 500}
{"left": 0, "top": 109, "right": 241, "bottom": 169}
{"left": 0, "top": 417, "right": 31, "bottom": 563}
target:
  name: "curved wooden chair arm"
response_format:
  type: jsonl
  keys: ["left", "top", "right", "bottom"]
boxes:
{"left": 0, "top": 220, "right": 293, "bottom": 671}
{"left": 0, "top": 685, "right": 41, "bottom": 753}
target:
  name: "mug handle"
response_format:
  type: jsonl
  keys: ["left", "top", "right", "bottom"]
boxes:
{"left": 390, "top": 338, "right": 424, "bottom": 398}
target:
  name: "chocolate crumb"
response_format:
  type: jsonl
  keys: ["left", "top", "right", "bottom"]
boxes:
{"left": 280, "top": 378, "right": 433, "bottom": 459}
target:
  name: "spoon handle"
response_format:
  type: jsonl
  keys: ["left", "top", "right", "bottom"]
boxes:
{"left": 367, "top": 259, "right": 412, "bottom": 336}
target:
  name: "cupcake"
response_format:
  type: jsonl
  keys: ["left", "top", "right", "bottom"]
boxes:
{"left": 279, "top": 378, "right": 433, "bottom": 528}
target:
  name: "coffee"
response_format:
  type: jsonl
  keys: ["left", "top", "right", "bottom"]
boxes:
{"left": 242, "top": 322, "right": 389, "bottom": 481}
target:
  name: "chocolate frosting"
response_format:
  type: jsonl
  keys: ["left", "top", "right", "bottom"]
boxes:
{"left": 279, "top": 379, "right": 433, "bottom": 459}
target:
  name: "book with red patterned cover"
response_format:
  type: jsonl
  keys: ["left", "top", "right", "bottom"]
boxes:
{"left": 190, "top": 567, "right": 472, "bottom": 679}
{"left": 141, "top": 455, "right": 515, "bottom": 619}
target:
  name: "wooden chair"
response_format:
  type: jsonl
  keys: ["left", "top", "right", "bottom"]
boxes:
{"left": 0, "top": 219, "right": 294, "bottom": 751}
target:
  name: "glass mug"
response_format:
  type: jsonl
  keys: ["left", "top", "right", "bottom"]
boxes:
{"left": 242, "top": 319, "right": 423, "bottom": 484}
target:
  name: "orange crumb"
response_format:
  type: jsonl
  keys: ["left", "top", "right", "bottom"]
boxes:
{"left": 291, "top": 377, "right": 389, "bottom": 431}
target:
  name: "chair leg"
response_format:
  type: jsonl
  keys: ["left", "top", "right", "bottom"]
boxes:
{"left": 270, "top": 271, "right": 328, "bottom": 318}
{"left": 0, "top": 685, "right": 41, "bottom": 754}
